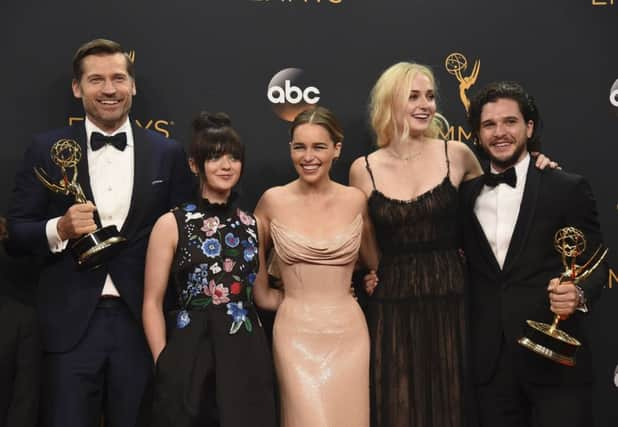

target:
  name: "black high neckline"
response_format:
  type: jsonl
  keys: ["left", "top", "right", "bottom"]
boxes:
{"left": 198, "top": 191, "right": 238, "bottom": 216}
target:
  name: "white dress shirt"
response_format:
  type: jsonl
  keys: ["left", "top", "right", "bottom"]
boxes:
{"left": 474, "top": 154, "right": 530, "bottom": 269}
{"left": 46, "top": 117, "right": 134, "bottom": 296}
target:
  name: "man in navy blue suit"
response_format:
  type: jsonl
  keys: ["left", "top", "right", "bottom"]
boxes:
{"left": 7, "top": 38, "right": 194, "bottom": 427}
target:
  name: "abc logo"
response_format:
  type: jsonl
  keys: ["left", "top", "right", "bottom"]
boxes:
{"left": 610, "top": 78, "right": 618, "bottom": 110}
{"left": 267, "top": 68, "right": 321, "bottom": 121}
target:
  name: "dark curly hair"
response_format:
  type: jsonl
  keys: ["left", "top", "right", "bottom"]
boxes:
{"left": 467, "top": 81, "right": 543, "bottom": 152}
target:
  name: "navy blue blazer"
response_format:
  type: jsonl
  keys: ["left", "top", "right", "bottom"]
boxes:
{"left": 459, "top": 162, "right": 606, "bottom": 385}
{"left": 6, "top": 121, "right": 194, "bottom": 352}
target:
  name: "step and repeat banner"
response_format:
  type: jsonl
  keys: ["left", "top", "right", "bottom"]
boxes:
{"left": 3, "top": 0, "right": 617, "bottom": 424}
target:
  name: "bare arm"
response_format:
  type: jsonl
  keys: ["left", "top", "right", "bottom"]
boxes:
{"left": 458, "top": 142, "right": 483, "bottom": 182}
{"left": 253, "top": 194, "right": 284, "bottom": 311}
{"left": 359, "top": 196, "right": 379, "bottom": 270}
{"left": 143, "top": 212, "right": 177, "bottom": 363}
{"left": 349, "top": 156, "right": 373, "bottom": 198}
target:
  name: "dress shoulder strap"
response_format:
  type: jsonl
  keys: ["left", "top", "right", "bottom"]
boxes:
{"left": 364, "top": 155, "right": 377, "bottom": 190}
{"left": 443, "top": 140, "right": 451, "bottom": 178}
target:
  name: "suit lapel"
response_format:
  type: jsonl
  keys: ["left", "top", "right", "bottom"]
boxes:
{"left": 71, "top": 123, "right": 103, "bottom": 227}
{"left": 120, "top": 122, "right": 152, "bottom": 238}
{"left": 502, "top": 161, "right": 541, "bottom": 274}
{"left": 463, "top": 178, "right": 502, "bottom": 275}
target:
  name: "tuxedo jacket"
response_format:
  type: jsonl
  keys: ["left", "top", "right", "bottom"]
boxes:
{"left": 6, "top": 121, "right": 194, "bottom": 352}
{"left": 460, "top": 162, "right": 606, "bottom": 385}
{"left": 0, "top": 296, "right": 40, "bottom": 427}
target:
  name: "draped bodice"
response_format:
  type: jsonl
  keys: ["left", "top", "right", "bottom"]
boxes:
{"left": 270, "top": 214, "right": 362, "bottom": 302}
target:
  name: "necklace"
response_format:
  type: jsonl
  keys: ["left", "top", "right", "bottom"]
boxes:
{"left": 386, "top": 147, "right": 422, "bottom": 161}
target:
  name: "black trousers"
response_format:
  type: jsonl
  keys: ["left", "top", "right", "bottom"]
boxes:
{"left": 40, "top": 298, "right": 152, "bottom": 427}
{"left": 476, "top": 342, "right": 592, "bottom": 427}
{"left": 146, "top": 309, "right": 277, "bottom": 427}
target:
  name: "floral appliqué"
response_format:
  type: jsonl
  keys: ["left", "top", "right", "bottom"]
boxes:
{"left": 204, "top": 280, "right": 230, "bottom": 305}
{"left": 227, "top": 302, "right": 252, "bottom": 334}
{"left": 176, "top": 203, "right": 259, "bottom": 335}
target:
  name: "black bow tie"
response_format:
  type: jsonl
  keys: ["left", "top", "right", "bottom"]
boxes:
{"left": 90, "top": 132, "right": 127, "bottom": 151}
{"left": 483, "top": 167, "right": 517, "bottom": 188}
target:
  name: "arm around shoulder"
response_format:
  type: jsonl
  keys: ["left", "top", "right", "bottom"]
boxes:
{"left": 449, "top": 141, "right": 483, "bottom": 183}
{"left": 349, "top": 156, "right": 373, "bottom": 197}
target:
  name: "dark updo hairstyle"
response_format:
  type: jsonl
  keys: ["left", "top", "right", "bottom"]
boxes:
{"left": 190, "top": 112, "right": 244, "bottom": 181}
{"left": 467, "top": 81, "right": 543, "bottom": 152}
{"left": 289, "top": 106, "right": 344, "bottom": 144}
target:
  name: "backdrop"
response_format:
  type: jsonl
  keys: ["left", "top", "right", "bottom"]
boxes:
{"left": 3, "top": 0, "right": 617, "bottom": 424}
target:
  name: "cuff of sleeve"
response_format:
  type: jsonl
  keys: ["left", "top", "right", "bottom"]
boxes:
{"left": 46, "top": 218, "right": 68, "bottom": 253}
{"left": 575, "top": 285, "right": 589, "bottom": 313}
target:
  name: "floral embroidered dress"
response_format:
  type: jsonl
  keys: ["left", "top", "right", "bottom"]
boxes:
{"left": 148, "top": 198, "right": 277, "bottom": 427}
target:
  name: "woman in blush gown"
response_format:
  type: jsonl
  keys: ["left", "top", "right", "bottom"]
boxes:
{"left": 253, "top": 106, "right": 378, "bottom": 427}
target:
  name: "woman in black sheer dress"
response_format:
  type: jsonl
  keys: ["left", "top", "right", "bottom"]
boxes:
{"left": 349, "top": 62, "right": 483, "bottom": 427}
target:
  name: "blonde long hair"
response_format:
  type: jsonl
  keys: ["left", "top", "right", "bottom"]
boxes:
{"left": 369, "top": 62, "right": 442, "bottom": 147}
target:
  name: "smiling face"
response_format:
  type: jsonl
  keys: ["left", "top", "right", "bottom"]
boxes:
{"left": 398, "top": 72, "right": 436, "bottom": 136}
{"left": 290, "top": 123, "right": 341, "bottom": 184}
{"left": 191, "top": 153, "right": 242, "bottom": 200}
{"left": 72, "top": 52, "right": 136, "bottom": 133}
{"left": 478, "top": 98, "right": 534, "bottom": 172}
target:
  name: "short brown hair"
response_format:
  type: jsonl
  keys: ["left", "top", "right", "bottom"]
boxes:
{"left": 72, "top": 38, "right": 134, "bottom": 82}
{"left": 290, "top": 106, "right": 344, "bottom": 144}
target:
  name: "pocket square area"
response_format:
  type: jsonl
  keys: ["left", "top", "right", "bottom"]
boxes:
{"left": 151, "top": 179, "right": 165, "bottom": 185}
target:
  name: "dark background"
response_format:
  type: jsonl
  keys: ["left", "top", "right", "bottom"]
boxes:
{"left": 2, "top": 0, "right": 617, "bottom": 424}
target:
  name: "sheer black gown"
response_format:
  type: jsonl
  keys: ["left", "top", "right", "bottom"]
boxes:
{"left": 364, "top": 141, "right": 468, "bottom": 427}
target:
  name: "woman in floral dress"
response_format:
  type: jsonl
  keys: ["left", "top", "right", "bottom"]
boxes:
{"left": 142, "top": 112, "right": 276, "bottom": 427}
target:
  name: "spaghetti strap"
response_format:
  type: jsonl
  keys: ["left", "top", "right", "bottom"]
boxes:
{"left": 443, "top": 140, "right": 451, "bottom": 178}
{"left": 364, "top": 155, "right": 377, "bottom": 190}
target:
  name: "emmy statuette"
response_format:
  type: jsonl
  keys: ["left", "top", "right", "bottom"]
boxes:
{"left": 517, "top": 226, "right": 607, "bottom": 366}
{"left": 34, "top": 139, "right": 127, "bottom": 270}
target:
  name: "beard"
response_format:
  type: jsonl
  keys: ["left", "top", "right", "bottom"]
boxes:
{"left": 487, "top": 141, "right": 528, "bottom": 171}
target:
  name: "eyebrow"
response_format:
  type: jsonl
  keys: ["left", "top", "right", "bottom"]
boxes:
{"left": 291, "top": 141, "right": 330, "bottom": 145}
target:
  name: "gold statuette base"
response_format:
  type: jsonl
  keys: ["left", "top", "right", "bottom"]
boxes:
{"left": 517, "top": 320, "right": 581, "bottom": 367}
{"left": 70, "top": 225, "right": 128, "bottom": 270}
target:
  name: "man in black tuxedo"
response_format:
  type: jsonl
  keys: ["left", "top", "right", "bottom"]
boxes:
{"left": 460, "top": 81, "right": 606, "bottom": 427}
{"left": 6, "top": 39, "right": 194, "bottom": 427}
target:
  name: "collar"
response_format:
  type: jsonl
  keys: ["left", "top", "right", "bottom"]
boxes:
{"left": 490, "top": 152, "right": 530, "bottom": 185}
{"left": 199, "top": 191, "right": 239, "bottom": 216}
{"left": 85, "top": 117, "right": 133, "bottom": 147}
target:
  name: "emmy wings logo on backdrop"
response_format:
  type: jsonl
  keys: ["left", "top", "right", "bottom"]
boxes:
{"left": 439, "top": 52, "right": 481, "bottom": 142}
{"left": 68, "top": 49, "right": 174, "bottom": 138}
{"left": 267, "top": 68, "right": 321, "bottom": 121}
{"left": 610, "top": 78, "right": 618, "bottom": 113}
{"left": 250, "top": 0, "right": 343, "bottom": 5}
